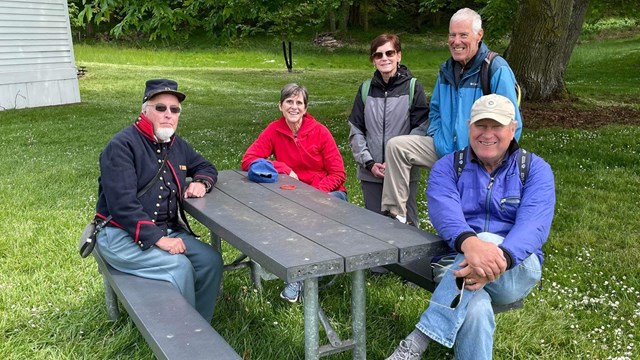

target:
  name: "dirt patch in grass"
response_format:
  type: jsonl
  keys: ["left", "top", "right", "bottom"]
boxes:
{"left": 522, "top": 102, "right": 640, "bottom": 129}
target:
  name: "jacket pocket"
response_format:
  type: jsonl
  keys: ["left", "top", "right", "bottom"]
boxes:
{"left": 500, "top": 197, "right": 521, "bottom": 211}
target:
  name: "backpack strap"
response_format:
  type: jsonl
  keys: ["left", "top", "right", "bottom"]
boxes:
{"left": 480, "top": 51, "right": 498, "bottom": 96}
{"left": 480, "top": 51, "right": 522, "bottom": 107}
{"left": 454, "top": 147, "right": 531, "bottom": 185}
{"left": 408, "top": 77, "right": 416, "bottom": 107}
{"left": 454, "top": 148, "right": 467, "bottom": 178}
{"left": 361, "top": 77, "right": 417, "bottom": 107}
{"left": 360, "top": 79, "right": 371, "bottom": 105}
{"left": 517, "top": 148, "right": 532, "bottom": 185}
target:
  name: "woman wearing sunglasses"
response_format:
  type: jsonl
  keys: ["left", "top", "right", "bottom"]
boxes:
{"left": 347, "top": 33, "right": 429, "bottom": 244}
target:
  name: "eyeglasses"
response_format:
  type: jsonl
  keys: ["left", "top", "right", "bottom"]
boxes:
{"left": 149, "top": 103, "right": 181, "bottom": 114}
{"left": 430, "top": 260, "right": 466, "bottom": 309}
{"left": 450, "top": 276, "right": 465, "bottom": 308}
{"left": 372, "top": 49, "right": 397, "bottom": 60}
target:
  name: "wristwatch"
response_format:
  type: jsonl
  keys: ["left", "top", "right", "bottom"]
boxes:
{"left": 194, "top": 179, "right": 212, "bottom": 192}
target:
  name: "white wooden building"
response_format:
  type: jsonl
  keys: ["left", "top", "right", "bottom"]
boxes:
{"left": 0, "top": 0, "right": 80, "bottom": 111}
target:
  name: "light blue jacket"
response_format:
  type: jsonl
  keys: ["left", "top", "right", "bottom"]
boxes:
{"left": 426, "top": 142, "right": 555, "bottom": 268}
{"left": 427, "top": 42, "right": 522, "bottom": 158}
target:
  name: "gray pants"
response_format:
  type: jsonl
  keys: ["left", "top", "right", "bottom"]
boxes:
{"left": 361, "top": 179, "right": 419, "bottom": 226}
{"left": 97, "top": 226, "right": 223, "bottom": 322}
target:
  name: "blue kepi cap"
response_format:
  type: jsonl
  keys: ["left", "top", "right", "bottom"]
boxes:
{"left": 247, "top": 159, "right": 278, "bottom": 183}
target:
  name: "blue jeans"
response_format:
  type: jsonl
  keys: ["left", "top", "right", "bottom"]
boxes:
{"left": 415, "top": 232, "right": 541, "bottom": 360}
{"left": 96, "top": 227, "right": 223, "bottom": 322}
{"left": 328, "top": 190, "right": 348, "bottom": 201}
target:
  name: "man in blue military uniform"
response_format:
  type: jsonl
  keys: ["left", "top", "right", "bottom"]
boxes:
{"left": 95, "top": 79, "right": 223, "bottom": 322}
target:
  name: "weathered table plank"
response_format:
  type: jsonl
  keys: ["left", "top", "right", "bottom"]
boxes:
{"left": 213, "top": 170, "right": 399, "bottom": 272}
{"left": 185, "top": 183, "right": 343, "bottom": 282}
{"left": 256, "top": 170, "right": 450, "bottom": 264}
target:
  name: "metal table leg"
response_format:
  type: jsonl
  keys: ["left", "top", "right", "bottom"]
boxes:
{"left": 304, "top": 277, "right": 320, "bottom": 360}
{"left": 209, "top": 232, "right": 222, "bottom": 252}
{"left": 351, "top": 269, "right": 366, "bottom": 359}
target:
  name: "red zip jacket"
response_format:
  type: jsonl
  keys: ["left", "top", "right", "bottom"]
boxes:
{"left": 241, "top": 113, "right": 347, "bottom": 193}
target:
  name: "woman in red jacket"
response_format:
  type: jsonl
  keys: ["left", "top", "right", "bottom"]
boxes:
{"left": 241, "top": 83, "right": 347, "bottom": 302}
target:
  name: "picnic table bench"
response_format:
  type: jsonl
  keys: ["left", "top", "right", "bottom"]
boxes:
{"left": 93, "top": 249, "right": 241, "bottom": 360}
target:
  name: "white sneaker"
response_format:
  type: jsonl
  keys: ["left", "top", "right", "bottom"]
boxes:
{"left": 385, "top": 339, "right": 423, "bottom": 360}
{"left": 279, "top": 281, "right": 302, "bottom": 303}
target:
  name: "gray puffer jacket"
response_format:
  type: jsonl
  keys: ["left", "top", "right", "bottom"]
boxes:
{"left": 348, "top": 65, "right": 429, "bottom": 183}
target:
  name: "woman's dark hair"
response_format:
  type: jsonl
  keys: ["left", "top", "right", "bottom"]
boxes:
{"left": 280, "top": 83, "right": 308, "bottom": 107}
{"left": 369, "top": 33, "right": 401, "bottom": 61}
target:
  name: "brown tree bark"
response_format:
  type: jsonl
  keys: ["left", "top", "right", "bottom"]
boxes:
{"left": 337, "top": 0, "right": 350, "bottom": 35}
{"left": 328, "top": 10, "right": 337, "bottom": 34}
{"left": 504, "top": 0, "right": 589, "bottom": 101}
{"left": 361, "top": 0, "right": 369, "bottom": 32}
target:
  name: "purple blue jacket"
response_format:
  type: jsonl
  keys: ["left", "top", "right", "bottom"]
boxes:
{"left": 427, "top": 141, "right": 555, "bottom": 269}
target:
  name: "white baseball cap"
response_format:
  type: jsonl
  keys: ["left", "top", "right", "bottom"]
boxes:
{"left": 469, "top": 94, "right": 516, "bottom": 126}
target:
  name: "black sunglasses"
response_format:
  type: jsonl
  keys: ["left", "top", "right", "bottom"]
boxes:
{"left": 450, "top": 276, "right": 465, "bottom": 308}
{"left": 150, "top": 103, "right": 181, "bottom": 114}
{"left": 372, "top": 49, "right": 397, "bottom": 60}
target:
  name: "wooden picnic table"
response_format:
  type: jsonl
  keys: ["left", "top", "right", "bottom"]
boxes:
{"left": 184, "top": 169, "right": 448, "bottom": 360}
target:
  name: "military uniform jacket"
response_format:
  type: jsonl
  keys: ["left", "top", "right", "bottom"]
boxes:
{"left": 96, "top": 114, "right": 217, "bottom": 250}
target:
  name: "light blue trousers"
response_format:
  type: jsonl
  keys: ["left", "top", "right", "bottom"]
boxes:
{"left": 416, "top": 232, "right": 542, "bottom": 359}
{"left": 96, "top": 226, "right": 223, "bottom": 322}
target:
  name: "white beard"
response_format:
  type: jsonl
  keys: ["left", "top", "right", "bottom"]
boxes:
{"left": 155, "top": 128, "right": 175, "bottom": 142}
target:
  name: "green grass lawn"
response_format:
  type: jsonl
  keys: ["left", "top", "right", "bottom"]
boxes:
{"left": 1, "top": 31, "right": 639, "bottom": 359}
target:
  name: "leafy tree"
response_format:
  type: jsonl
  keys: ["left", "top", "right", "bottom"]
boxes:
{"left": 74, "top": 0, "right": 339, "bottom": 43}
{"left": 586, "top": 0, "right": 639, "bottom": 22}
{"left": 77, "top": 0, "right": 200, "bottom": 41}
{"left": 478, "top": 0, "right": 517, "bottom": 42}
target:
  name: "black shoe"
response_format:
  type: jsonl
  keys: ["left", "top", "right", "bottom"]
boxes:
{"left": 370, "top": 266, "right": 389, "bottom": 276}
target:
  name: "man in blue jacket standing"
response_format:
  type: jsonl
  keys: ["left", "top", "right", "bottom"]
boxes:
{"left": 381, "top": 8, "right": 522, "bottom": 224}
{"left": 95, "top": 79, "right": 223, "bottom": 323}
{"left": 386, "top": 94, "right": 555, "bottom": 360}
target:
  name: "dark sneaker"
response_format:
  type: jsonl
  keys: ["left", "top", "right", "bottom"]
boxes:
{"left": 279, "top": 281, "right": 302, "bottom": 303}
{"left": 370, "top": 266, "right": 390, "bottom": 276}
{"left": 385, "top": 339, "right": 423, "bottom": 360}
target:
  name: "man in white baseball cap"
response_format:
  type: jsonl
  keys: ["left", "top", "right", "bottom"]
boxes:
{"left": 386, "top": 94, "right": 556, "bottom": 360}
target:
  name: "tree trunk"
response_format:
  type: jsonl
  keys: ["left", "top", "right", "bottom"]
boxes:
{"left": 337, "top": 0, "right": 350, "bottom": 35}
{"left": 329, "top": 10, "right": 337, "bottom": 34}
{"left": 362, "top": 0, "right": 369, "bottom": 32}
{"left": 504, "top": 0, "right": 589, "bottom": 101}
